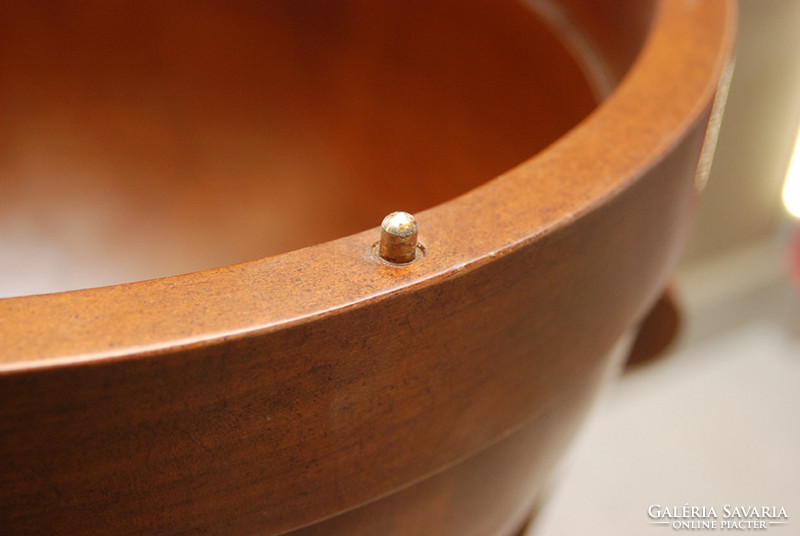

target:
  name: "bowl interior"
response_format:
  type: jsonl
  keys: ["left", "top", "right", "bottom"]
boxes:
{"left": 0, "top": 0, "right": 596, "bottom": 297}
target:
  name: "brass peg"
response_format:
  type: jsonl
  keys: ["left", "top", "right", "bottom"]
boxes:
{"left": 379, "top": 211, "right": 418, "bottom": 264}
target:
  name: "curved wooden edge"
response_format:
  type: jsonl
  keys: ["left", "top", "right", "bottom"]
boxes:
{"left": 0, "top": 0, "right": 736, "bottom": 369}
{"left": 0, "top": 2, "right": 737, "bottom": 533}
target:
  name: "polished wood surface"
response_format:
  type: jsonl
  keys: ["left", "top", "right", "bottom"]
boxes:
{"left": 0, "top": 0, "right": 594, "bottom": 295}
{"left": 0, "top": 1, "right": 735, "bottom": 535}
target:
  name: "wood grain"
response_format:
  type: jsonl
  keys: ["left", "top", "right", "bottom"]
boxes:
{"left": 0, "top": 1, "right": 735, "bottom": 534}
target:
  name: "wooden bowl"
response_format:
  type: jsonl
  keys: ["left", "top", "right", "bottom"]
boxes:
{"left": 0, "top": 1, "right": 735, "bottom": 534}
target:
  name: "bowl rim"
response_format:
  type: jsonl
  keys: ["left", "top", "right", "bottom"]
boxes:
{"left": 0, "top": 0, "right": 736, "bottom": 370}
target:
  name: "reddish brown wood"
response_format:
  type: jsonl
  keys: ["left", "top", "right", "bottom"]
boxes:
{"left": 625, "top": 289, "right": 682, "bottom": 369}
{"left": 0, "top": 1, "right": 735, "bottom": 535}
{"left": 0, "top": 0, "right": 595, "bottom": 294}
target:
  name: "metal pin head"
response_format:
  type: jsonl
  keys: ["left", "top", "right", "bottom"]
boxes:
{"left": 379, "top": 211, "right": 418, "bottom": 264}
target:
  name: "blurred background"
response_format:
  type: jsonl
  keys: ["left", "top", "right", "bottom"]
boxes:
{"left": 531, "top": 0, "right": 800, "bottom": 533}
